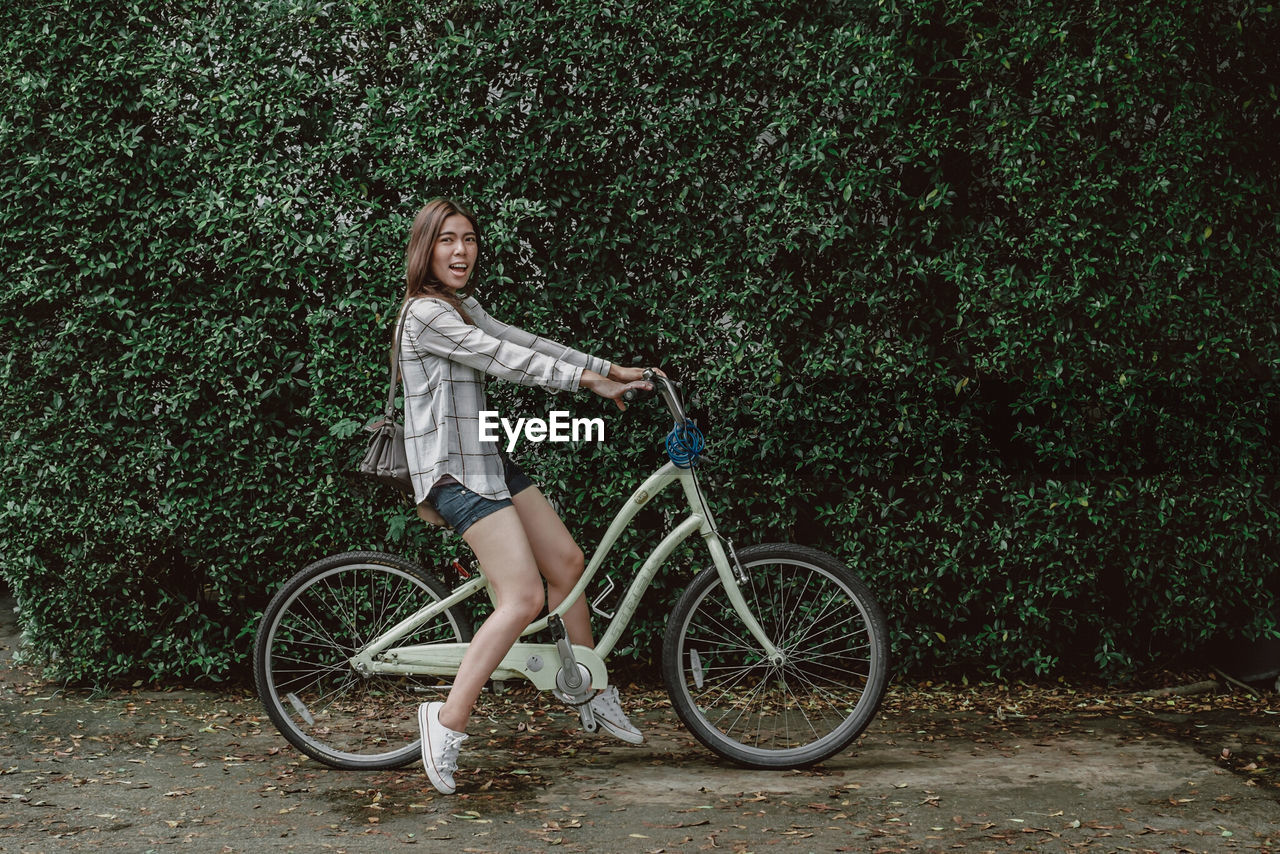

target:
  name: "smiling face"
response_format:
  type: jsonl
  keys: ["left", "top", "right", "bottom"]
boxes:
{"left": 429, "top": 213, "right": 478, "bottom": 291}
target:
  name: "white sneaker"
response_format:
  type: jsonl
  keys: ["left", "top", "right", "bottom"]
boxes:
{"left": 589, "top": 686, "right": 644, "bottom": 745}
{"left": 418, "top": 701, "right": 468, "bottom": 794}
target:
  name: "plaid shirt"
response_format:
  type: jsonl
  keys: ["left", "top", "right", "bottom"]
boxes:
{"left": 399, "top": 295, "right": 611, "bottom": 503}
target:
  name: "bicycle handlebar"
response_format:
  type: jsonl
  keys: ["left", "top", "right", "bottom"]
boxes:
{"left": 622, "top": 368, "right": 689, "bottom": 424}
{"left": 620, "top": 385, "right": 651, "bottom": 404}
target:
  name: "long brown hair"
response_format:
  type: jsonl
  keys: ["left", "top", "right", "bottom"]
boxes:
{"left": 403, "top": 197, "right": 478, "bottom": 324}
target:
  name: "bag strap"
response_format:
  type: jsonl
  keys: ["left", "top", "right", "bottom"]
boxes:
{"left": 385, "top": 301, "right": 412, "bottom": 417}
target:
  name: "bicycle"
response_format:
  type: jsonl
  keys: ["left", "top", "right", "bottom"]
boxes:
{"left": 254, "top": 371, "right": 890, "bottom": 771}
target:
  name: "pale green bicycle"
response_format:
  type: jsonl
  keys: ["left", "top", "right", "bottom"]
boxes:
{"left": 254, "top": 372, "right": 889, "bottom": 770}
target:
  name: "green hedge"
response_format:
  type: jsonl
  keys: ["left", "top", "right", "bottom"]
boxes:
{"left": 2, "top": 0, "right": 1276, "bottom": 683}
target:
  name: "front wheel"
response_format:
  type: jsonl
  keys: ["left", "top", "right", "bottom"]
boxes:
{"left": 662, "top": 543, "right": 889, "bottom": 769}
{"left": 253, "top": 551, "right": 473, "bottom": 770}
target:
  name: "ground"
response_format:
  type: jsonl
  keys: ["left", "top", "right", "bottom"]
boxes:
{"left": 2, "top": 598, "right": 1278, "bottom": 853}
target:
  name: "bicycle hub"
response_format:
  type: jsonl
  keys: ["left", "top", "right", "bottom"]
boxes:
{"left": 555, "top": 662, "right": 594, "bottom": 703}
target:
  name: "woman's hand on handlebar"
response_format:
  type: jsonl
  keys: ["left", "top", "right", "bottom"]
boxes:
{"left": 581, "top": 370, "right": 651, "bottom": 411}
{"left": 611, "top": 366, "right": 668, "bottom": 405}
{"left": 582, "top": 367, "right": 665, "bottom": 410}
{"left": 608, "top": 365, "right": 666, "bottom": 384}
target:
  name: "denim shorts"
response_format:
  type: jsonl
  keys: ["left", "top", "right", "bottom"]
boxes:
{"left": 425, "top": 452, "right": 535, "bottom": 536}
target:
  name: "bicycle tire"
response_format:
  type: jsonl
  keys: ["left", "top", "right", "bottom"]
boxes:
{"left": 253, "top": 551, "right": 473, "bottom": 770}
{"left": 661, "top": 543, "right": 889, "bottom": 769}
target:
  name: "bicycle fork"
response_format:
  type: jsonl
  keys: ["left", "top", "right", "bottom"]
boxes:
{"left": 704, "top": 532, "right": 785, "bottom": 667}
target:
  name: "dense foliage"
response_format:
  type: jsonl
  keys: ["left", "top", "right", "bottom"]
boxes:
{"left": 2, "top": 0, "right": 1276, "bottom": 683}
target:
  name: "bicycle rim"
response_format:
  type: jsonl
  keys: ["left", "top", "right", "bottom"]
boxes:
{"left": 255, "top": 552, "right": 471, "bottom": 770}
{"left": 663, "top": 544, "right": 889, "bottom": 768}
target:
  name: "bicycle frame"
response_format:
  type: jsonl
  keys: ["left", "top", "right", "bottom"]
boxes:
{"left": 347, "top": 458, "right": 781, "bottom": 692}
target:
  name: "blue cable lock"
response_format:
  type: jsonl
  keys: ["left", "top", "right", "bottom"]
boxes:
{"left": 665, "top": 420, "right": 705, "bottom": 468}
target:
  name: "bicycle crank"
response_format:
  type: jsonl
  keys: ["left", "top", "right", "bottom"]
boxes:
{"left": 548, "top": 615, "right": 598, "bottom": 733}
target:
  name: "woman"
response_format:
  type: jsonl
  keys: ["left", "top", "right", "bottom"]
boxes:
{"left": 397, "top": 198, "right": 655, "bottom": 795}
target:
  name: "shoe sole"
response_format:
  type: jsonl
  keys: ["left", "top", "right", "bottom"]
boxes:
{"left": 595, "top": 717, "right": 645, "bottom": 745}
{"left": 419, "top": 703, "right": 456, "bottom": 794}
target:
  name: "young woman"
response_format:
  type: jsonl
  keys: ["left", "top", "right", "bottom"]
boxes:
{"left": 397, "top": 198, "right": 656, "bottom": 795}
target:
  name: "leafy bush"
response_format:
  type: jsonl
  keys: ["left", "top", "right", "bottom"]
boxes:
{"left": 1, "top": 0, "right": 1276, "bottom": 683}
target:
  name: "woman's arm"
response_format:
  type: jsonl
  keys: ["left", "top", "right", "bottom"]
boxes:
{"left": 406, "top": 299, "right": 584, "bottom": 392}
{"left": 406, "top": 301, "right": 654, "bottom": 407}
{"left": 463, "top": 297, "right": 612, "bottom": 378}
{"left": 605, "top": 365, "right": 654, "bottom": 383}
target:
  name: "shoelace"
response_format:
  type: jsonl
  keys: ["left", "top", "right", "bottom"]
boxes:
{"left": 438, "top": 732, "right": 467, "bottom": 774}
{"left": 591, "top": 688, "right": 626, "bottom": 721}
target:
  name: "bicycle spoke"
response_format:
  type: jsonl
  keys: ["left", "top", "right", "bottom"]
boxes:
{"left": 696, "top": 664, "right": 770, "bottom": 726}
{"left": 285, "top": 669, "right": 361, "bottom": 719}
{"left": 337, "top": 573, "right": 362, "bottom": 649}
{"left": 775, "top": 670, "right": 823, "bottom": 743}
{"left": 785, "top": 635, "right": 867, "bottom": 670}
{"left": 788, "top": 653, "right": 871, "bottom": 676}
{"left": 706, "top": 665, "right": 773, "bottom": 738}
{"left": 685, "top": 608, "right": 758, "bottom": 651}
{"left": 771, "top": 567, "right": 815, "bottom": 645}
{"left": 785, "top": 607, "right": 868, "bottom": 653}
{"left": 364, "top": 576, "right": 416, "bottom": 642}
{"left": 295, "top": 595, "right": 352, "bottom": 653}
{"left": 783, "top": 670, "right": 868, "bottom": 716}
{"left": 692, "top": 655, "right": 767, "bottom": 713}
{"left": 268, "top": 657, "right": 352, "bottom": 679}
{"left": 781, "top": 660, "right": 861, "bottom": 702}
{"left": 271, "top": 620, "right": 351, "bottom": 654}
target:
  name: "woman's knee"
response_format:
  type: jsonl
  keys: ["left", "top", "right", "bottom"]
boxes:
{"left": 563, "top": 545, "right": 585, "bottom": 577}
{"left": 500, "top": 581, "right": 546, "bottom": 623}
{"left": 542, "top": 549, "right": 584, "bottom": 595}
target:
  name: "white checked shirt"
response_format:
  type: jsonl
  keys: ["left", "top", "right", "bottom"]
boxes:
{"left": 399, "top": 295, "right": 612, "bottom": 503}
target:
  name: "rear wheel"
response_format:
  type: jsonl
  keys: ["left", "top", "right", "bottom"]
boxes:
{"left": 662, "top": 543, "right": 889, "bottom": 768}
{"left": 253, "top": 551, "right": 472, "bottom": 770}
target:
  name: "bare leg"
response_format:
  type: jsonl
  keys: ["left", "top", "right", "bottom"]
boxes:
{"left": 508, "top": 486, "right": 645, "bottom": 745}
{"left": 437, "top": 506, "right": 543, "bottom": 733}
{"left": 510, "top": 485, "right": 594, "bottom": 647}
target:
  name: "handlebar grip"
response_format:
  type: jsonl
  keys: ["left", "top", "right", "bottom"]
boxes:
{"left": 622, "top": 385, "right": 651, "bottom": 403}
{"left": 622, "top": 369, "right": 666, "bottom": 406}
